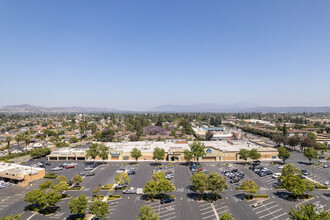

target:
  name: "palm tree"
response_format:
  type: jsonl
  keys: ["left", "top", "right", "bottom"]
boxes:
{"left": 6, "top": 136, "right": 12, "bottom": 148}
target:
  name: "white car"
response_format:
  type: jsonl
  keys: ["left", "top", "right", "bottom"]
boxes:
{"left": 272, "top": 173, "right": 281, "bottom": 179}
{"left": 51, "top": 166, "right": 63, "bottom": 171}
{"left": 324, "top": 165, "right": 329, "bottom": 168}
{"left": 319, "top": 159, "right": 327, "bottom": 163}
{"left": 84, "top": 166, "right": 94, "bottom": 171}
{"left": 116, "top": 169, "right": 125, "bottom": 173}
{"left": 277, "top": 165, "right": 284, "bottom": 169}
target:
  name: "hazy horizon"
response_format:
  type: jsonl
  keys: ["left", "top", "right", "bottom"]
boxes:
{"left": 1, "top": 0, "right": 330, "bottom": 110}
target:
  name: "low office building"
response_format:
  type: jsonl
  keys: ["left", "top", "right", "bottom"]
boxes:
{"left": 47, "top": 147, "right": 87, "bottom": 161}
{"left": 0, "top": 162, "right": 45, "bottom": 187}
{"left": 47, "top": 140, "right": 278, "bottom": 162}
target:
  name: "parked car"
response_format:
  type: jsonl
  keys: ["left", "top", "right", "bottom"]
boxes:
{"left": 0, "top": 181, "right": 11, "bottom": 189}
{"left": 301, "top": 170, "right": 310, "bottom": 176}
{"left": 252, "top": 201, "right": 262, "bottom": 208}
{"left": 161, "top": 197, "right": 174, "bottom": 204}
{"left": 79, "top": 172, "right": 95, "bottom": 176}
{"left": 323, "top": 165, "right": 329, "bottom": 168}
{"left": 127, "top": 170, "right": 136, "bottom": 175}
{"left": 272, "top": 173, "right": 281, "bottom": 179}
{"left": 107, "top": 201, "right": 116, "bottom": 206}
{"left": 67, "top": 180, "right": 73, "bottom": 186}
{"left": 272, "top": 182, "right": 282, "bottom": 187}
{"left": 277, "top": 165, "right": 284, "bottom": 169}
{"left": 323, "top": 181, "right": 330, "bottom": 186}
{"left": 66, "top": 165, "right": 75, "bottom": 169}
{"left": 51, "top": 166, "right": 63, "bottom": 171}
{"left": 319, "top": 159, "right": 326, "bottom": 163}
{"left": 116, "top": 169, "right": 126, "bottom": 173}
{"left": 230, "top": 178, "right": 240, "bottom": 183}
{"left": 123, "top": 187, "right": 136, "bottom": 194}
{"left": 84, "top": 166, "right": 94, "bottom": 171}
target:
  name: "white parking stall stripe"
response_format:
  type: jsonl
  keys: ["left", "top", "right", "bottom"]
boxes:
{"left": 215, "top": 206, "right": 228, "bottom": 211}
{"left": 199, "top": 203, "right": 211, "bottom": 207}
{"left": 217, "top": 210, "right": 229, "bottom": 215}
{"left": 201, "top": 209, "right": 215, "bottom": 215}
{"left": 252, "top": 201, "right": 275, "bottom": 210}
{"left": 269, "top": 212, "right": 287, "bottom": 220}
{"left": 202, "top": 214, "right": 216, "bottom": 219}
{"left": 256, "top": 205, "right": 279, "bottom": 214}
{"left": 159, "top": 212, "right": 175, "bottom": 218}
{"left": 161, "top": 216, "right": 176, "bottom": 220}
{"left": 259, "top": 208, "right": 283, "bottom": 219}
{"left": 200, "top": 206, "right": 213, "bottom": 211}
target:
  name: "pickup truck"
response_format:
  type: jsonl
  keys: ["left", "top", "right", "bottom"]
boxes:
{"left": 136, "top": 188, "right": 143, "bottom": 195}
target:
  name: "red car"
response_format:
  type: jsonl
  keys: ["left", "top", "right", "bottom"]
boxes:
{"left": 65, "top": 165, "right": 75, "bottom": 169}
{"left": 197, "top": 168, "right": 204, "bottom": 172}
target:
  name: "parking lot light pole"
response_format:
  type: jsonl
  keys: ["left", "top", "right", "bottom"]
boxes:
{"left": 30, "top": 165, "right": 33, "bottom": 186}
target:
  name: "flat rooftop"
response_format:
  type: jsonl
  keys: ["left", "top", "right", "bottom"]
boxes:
{"left": 106, "top": 140, "right": 276, "bottom": 152}
{"left": 0, "top": 162, "right": 44, "bottom": 176}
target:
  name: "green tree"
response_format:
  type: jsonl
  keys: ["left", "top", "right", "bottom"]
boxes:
{"left": 238, "top": 149, "right": 250, "bottom": 162}
{"left": 281, "top": 174, "right": 314, "bottom": 198}
{"left": 72, "top": 174, "right": 83, "bottom": 185}
{"left": 278, "top": 147, "right": 291, "bottom": 163}
{"left": 43, "top": 191, "right": 62, "bottom": 207}
{"left": 153, "top": 147, "right": 165, "bottom": 162}
{"left": 272, "top": 134, "right": 284, "bottom": 147}
{"left": 137, "top": 206, "right": 159, "bottom": 220}
{"left": 219, "top": 213, "right": 233, "bottom": 220}
{"left": 283, "top": 123, "right": 288, "bottom": 137}
{"left": 93, "top": 186, "right": 101, "bottom": 197}
{"left": 68, "top": 194, "right": 88, "bottom": 217}
{"left": 189, "top": 141, "right": 206, "bottom": 162}
{"left": 53, "top": 181, "right": 69, "bottom": 195}
{"left": 157, "top": 179, "right": 175, "bottom": 195}
{"left": 115, "top": 172, "right": 129, "bottom": 185}
{"left": 205, "top": 130, "right": 213, "bottom": 141}
{"left": 86, "top": 143, "right": 99, "bottom": 162}
{"left": 0, "top": 214, "right": 22, "bottom": 220}
{"left": 281, "top": 164, "right": 302, "bottom": 177}
{"left": 89, "top": 200, "right": 109, "bottom": 219}
{"left": 98, "top": 144, "right": 109, "bottom": 162}
{"left": 307, "top": 132, "right": 317, "bottom": 141}
{"left": 39, "top": 180, "right": 55, "bottom": 191}
{"left": 190, "top": 172, "right": 208, "bottom": 194}
{"left": 289, "top": 203, "right": 330, "bottom": 220}
{"left": 287, "top": 135, "right": 301, "bottom": 151}
{"left": 208, "top": 172, "right": 228, "bottom": 195}
{"left": 316, "top": 143, "right": 327, "bottom": 157}
{"left": 238, "top": 180, "right": 259, "bottom": 194}
{"left": 300, "top": 137, "right": 316, "bottom": 152}
{"left": 55, "top": 175, "right": 68, "bottom": 185}
{"left": 152, "top": 171, "right": 166, "bottom": 181}
{"left": 6, "top": 136, "right": 12, "bottom": 148}
{"left": 249, "top": 148, "right": 261, "bottom": 161}
{"left": 131, "top": 147, "right": 142, "bottom": 161}
{"left": 304, "top": 147, "right": 318, "bottom": 164}
{"left": 183, "top": 149, "right": 193, "bottom": 163}
{"left": 143, "top": 180, "right": 158, "bottom": 199}
{"left": 24, "top": 189, "right": 45, "bottom": 206}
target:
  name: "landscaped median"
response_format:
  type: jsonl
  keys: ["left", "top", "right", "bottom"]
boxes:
{"left": 44, "top": 172, "right": 57, "bottom": 179}
{"left": 100, "top": 184, "right": 114, "bottom": 191}
{"left": 107, "top": 195, "right": 122, "bottom": 201}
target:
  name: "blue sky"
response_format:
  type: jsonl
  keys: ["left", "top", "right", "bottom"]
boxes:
{"left": 1, "top": 0, "right": 330, "bottom": 110}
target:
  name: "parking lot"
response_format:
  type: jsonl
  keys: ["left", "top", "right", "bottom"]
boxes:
{"left": 0, "top": 153, "right": 329, "bottom": 219}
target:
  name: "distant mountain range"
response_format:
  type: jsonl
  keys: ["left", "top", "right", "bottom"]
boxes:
{"left": 0, "top": 104, "right": 330, "bottom": 113}
{"left": 0, "top": 104, "right": 120, "bottom": 113}
{"left": 149, "top": 103, "right": 330, "bottom": 113}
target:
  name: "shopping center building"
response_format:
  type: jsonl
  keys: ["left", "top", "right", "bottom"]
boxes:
{"left": 0, "top": 162, "right": 45, "bottom": 187}
{"left": 47, "top": 140, "right": 278, "bottom": 162}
